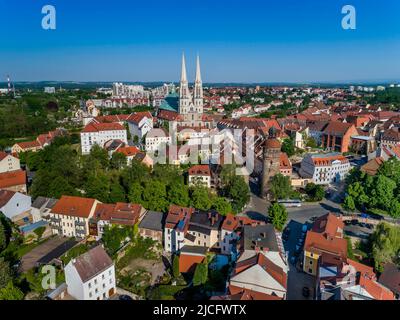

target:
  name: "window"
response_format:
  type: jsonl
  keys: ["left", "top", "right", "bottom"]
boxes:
{"left": 89, "top": 292, "right": 92, "bottom": 298}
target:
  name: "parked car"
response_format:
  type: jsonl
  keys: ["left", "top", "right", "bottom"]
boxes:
{"left": 368, "top": 213, "right": 385, "bottom": 221}
{"left": 119, "top": 295, "right": 133, "bottom": 301}
{"left": 351, "top": 219, "right": 359, "bottom": 225}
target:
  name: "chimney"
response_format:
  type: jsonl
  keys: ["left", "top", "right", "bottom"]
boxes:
{"left": 263, "top": 247, "right": 269, "bottom": 253}
{"left": 255, "top": 246, "right": 260, "bottom": 253}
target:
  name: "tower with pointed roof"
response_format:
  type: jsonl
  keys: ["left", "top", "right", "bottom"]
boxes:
{"left": 193, "top": 55, "right": 203, "bottom": 113}
{"left": 179, "top": 53, "right": 191, "bottom": 113}
{"left": 178, "top": 53, "right": 204, "bottom": 127}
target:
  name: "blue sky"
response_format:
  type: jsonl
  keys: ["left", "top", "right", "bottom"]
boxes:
{"left": 0, "top": 0, "right": 399, "bottom": 83}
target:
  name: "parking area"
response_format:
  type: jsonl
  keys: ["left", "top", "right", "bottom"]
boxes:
{"left": 20, "top": 236, "right": 77, "bottom": 272}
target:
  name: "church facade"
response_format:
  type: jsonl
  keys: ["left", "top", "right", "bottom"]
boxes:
{"left": 178, "top": 54, "right": 204, "bottom": 127}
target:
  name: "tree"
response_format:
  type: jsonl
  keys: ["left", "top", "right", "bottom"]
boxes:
{"left": 87, "top": 144, "right": 109, "bottom": 170}
{"left": 226, "top": 177, "right": 250, "bottom": 213}
{"left": 33, "top": 226, "right": 46, "bottom": 242}
{"left": 128, "top": 182, "right": 144, "bottom": 204}
{"left": 172, "top": 255, "right": 180, "bottom": 279}
{"left": 142, "top": 181, "right": 168, "bottom": 212}
{"left": 0, "top": 221, "right": 6, "bottom": 251}
{"left": 110, "top": 152, "right": 127, "bottom": 170}
{"left": 305, "top": 183, "right": 325, "bottom": 202}
{"left": 371, "top": 223, "right": 400, "bottom": 272}
{"left": 268, "top": 203, "right": 288, "bottom": 231}
{"left": 190, "top": 187, "right": 212, "bottom": 211}
{"left": 343, "top": 196, "right": 356, "bottom": 212}
{"left": 281, "top": 138, "right": 295, "bottom": 157}
{"left": 0, "top": 258, "right": 12, "bottom": 289}
{"left": 168, "top": 182, "right": 190, "bottom": 207}
{"left": 306, "top": 137, "right": 318, "bottom": 149}
{"left": 212, "top": 197, "right": 232, "bottom": 216}
{"left": 102, "top": 225, "right": 131, "bottom": 254}
{"left": 371, "top": 175, "right": 396, "bottom": 211}
{"left": 109, "top": 180, "right": 126, "bottom": 203}
{"left": 0, "top": 282, "right": 24, "bottom": 300}
{"left": 193, "top": 262, "right": 208, "bottom": 286}
{"left": 269, "top": 174, "right": 293, "bottom": 201}
{"left": 84, "top": 172, "right": 110, "bottom": 203}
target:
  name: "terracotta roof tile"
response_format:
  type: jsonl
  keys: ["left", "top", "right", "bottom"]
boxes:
{"left": 52, "top": 195, "right": 97, "bottom": 218}
{"left": 0, "top": 170, "right": 26, "bottom": 188}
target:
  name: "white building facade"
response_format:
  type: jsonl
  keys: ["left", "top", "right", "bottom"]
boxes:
{"left": 299, "top": 153, "right": 351, "bottom": 185}
{"left": 64, "top": 246, "right": 116, "bottom": 300}
{"left": 0, "top": 152, "right": 20, "bottom": 173}
{"left": 80, "top": 123, "right": 127, "bottom": 155}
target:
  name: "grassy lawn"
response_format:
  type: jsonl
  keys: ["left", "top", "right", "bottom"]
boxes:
{"left": 17, "top": 237, "right": 52, "bottom": 258}
{"left": 60, "top": 243, "right": 91, "bottom": 265}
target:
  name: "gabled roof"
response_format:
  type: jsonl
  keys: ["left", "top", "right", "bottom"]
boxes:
{"left": 51, "top": 195, "right": 97, "bottom": 218}
{"left": 232, "top": 253, "right": 287, "bottom": 290}
{"left": 69, "top": 245, "right": 113, "bottom": 283}
{"left": 93, "top": 202, "right": 142, "bottom": 226}
{"left": 82, "top": 122, "right": 125, "bottom": 133}
{"left": 323, "top": 121, "right": 355, "bottom": 136}
{"left": 127, "top": 111, "right": 152, "bottom": 125}
{"left": 378, "top": 263, "right": 400, "bottom": 296}
{"left": 0, "top": 189, "right": 16, "bottom": 208}
{"left": 188, "top": 164, "right": 211, "bottom": 176}
{"left": 0, "top": 151, "right": 9, "bottom": 161}
{"left": 116, "top": 146, "right": 140, "bottom": 157}
{"left": 15, "top": 140, "right": 41, "bottom": 149}
{"left": 360, "top": 157, "right": 385, "bottom": 176}
{"left": 211, "top": 286, "right": 282, "bottom": 300}
{"left": 305, "top": 213, "right": 347, "bottom": 259}
{"left": 0, "top": 170, "right": 26, "bottom": 188}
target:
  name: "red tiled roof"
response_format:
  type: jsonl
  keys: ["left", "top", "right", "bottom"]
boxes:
{"left": 82, "top": 122, "right": 125, "bottom": 133}
{"left": 305, "top": 213, "right": 347, "bottom": 259}
{"left": 323, "top": 121, "right": 355, "bottom": 136}
{"left": 93, "top": 202, "right": 142, "bottom": 226}
{"left": 311, "top": 154, "right": 348, "bottom": 166}
{"left": 52, "top": 195, "right": 97, "bottom": 218}
{"left": 361, "top": 157, "right": 385, "bottom": 176}
{"left": 15, "top": 140, "right": 41, "bottom": 149}
{"left": 116, "top": 146, "right": 140, "bottom": 157}
{"left": 0, "top": 170, "right": 26, "bottom": 189}
{"left": 179, "top": 253, "right": 205, "bottom": 273}
{"left": 127, "top": 111, "right": 152, "bottom": 124}
{"left": 279, "top": 152, "right": 291, "bottom": 169}
{"left": 188, "top": 165, "right": 211, "bottom": 176}
{"left": 359, "top": 275, "right": 395, "bottom": 300}
{"left": 158, "top": 110, "right": 178, "bottom": 121}
{"left": 165, "top": 205, "right": 194, "bottom": 230}
{"left": 0, "top": 189, "right": 16, "bottom": 207}
{"left": 225, "top": 286, "right": 283, "bottom": 300}
{"left": 0, "top": 151, "right": 8, "bottom": 161}
{"left": 233, "top": 253, "right": 287, "bottom": 289}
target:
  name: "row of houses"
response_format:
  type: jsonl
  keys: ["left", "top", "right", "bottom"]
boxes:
{"left": 303, "top": 213, "right": 397, "bottom": 300}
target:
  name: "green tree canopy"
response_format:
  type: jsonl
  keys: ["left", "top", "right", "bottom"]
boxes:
{"left": 269, "top": 174, "right": 294, "bottom": 201}
{"left": 268, "top": 203, "right": 288, "bottom": 231}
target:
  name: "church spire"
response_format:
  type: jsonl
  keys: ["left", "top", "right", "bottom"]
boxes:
{"left": 195, "top": 54, "right": 202, "bottom": 83}
{"left": 180, "top": 53, "right": 188, "bottom": 84}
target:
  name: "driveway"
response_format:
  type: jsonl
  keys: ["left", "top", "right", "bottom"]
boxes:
{"left": 20, "top": 236, "right": 77, "bottom": 272}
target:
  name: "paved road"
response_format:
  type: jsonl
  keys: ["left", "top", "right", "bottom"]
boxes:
{"left": 20, "top": 236, "right": 77, "bottom": 272}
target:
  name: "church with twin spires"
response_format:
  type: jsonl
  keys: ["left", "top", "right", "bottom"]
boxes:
{"left": 178, "top": 53, "right": 205, "bottom": 127}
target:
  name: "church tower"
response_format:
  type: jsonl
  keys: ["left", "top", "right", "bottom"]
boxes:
{"left": 193, "top": 55, "right": 203, "bottom": 114}
{"left": 260, "top": 127, "right": 282, "bottom": 199}
{"left": 179, "top": 53, "right": 191, "bottom": 114}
